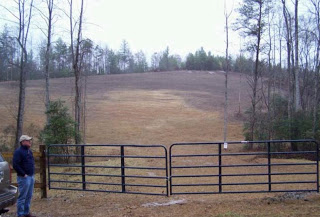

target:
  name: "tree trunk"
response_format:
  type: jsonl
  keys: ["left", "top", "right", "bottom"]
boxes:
{"left": 250, "top": 1, "right": 263, "bottom": 147}
{"left": 282, "top": 0, "right": 294, "bottom": 146}
{"left": 15, "top": 58, "right": 26, "bottom": 149}
{"left": 74, "top": 72, "right": 81, "bottom": 144}
{"left": 14, "top": 0, "right": 34, "bottom": 149}
{"left": 69, "top": 0, "right": 84, "bottom": 145}
{"left": 312, "top": 0, "right": 320, "bottom": 137}
{"left": 267, "top": 7, "right": 273, "bottom": 140}
{"left": 45, "top": 0, "right": 54, "bottom": 124}
{"left": 294, "top": 0, "right": 301, "bottom": 111}
{"left": 223, "top": 1, "right": 231, "bottom": 144}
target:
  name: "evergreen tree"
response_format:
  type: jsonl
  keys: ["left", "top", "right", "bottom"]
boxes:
{"left": 40, "top": 100, "right": 77, "bottom": 146}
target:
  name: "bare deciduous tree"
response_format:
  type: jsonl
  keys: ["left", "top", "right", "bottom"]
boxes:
{"left": 294, "top": 0, "right": 301, "bottom": 111}
{"left": 236, "top": 0, "right": 269, "bottom": 145}
{"left": 44, "top": 0, "right": 54, "bottom": 124}
{"left": 68, "top": 0, "right": 84, "bottom": 144}
{"left": 3, "top": 0, "right": 35, "bottom": 148}
{"left": 281, "top": 0, "right": 293, "bottom": 140}
{"left": 35, "top": 0, "right": 55, "bottom": 124}
{"left": 223, "top": 0, "right": 233, "bottom": 145}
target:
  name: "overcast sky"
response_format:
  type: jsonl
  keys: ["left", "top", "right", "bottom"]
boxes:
{"left": 0, "top": 0, "right": 240, "bottom": 59}
{"left": 84, "top": 0, "right": 240, "bottom": 58}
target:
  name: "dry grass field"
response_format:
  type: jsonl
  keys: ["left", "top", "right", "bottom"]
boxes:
{"left": 0, "top": 70, "right": 247, "bottom": 146}
{"left": 1, "top": 71, "right": 320, "bottom": 217}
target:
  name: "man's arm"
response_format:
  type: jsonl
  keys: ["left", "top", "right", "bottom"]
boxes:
{"left": 13, "top": 150, "right": 26, "bottom": 177}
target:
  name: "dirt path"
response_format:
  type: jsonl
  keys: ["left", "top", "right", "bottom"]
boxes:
{"left": 3, "top": 190, "right": 320, "bottom": 217}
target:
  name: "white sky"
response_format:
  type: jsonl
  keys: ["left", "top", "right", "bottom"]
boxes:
{"left": 83, "top": 0, "right": 240, "bottom": 58}
{"left": 0, "top": 0, "right": 241, "bottom": 59}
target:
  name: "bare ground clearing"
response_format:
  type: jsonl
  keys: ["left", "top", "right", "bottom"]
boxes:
{"left": 1, "top": 71, "right": 319, "bottom": 216}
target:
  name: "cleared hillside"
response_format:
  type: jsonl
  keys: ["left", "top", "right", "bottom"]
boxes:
{"left": 0, "top": 70, "right": 250, "bottom": 146}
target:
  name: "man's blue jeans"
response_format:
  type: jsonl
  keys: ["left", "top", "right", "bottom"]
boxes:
{"left": 17, "top": 175, "right": 35, "bottom": 217}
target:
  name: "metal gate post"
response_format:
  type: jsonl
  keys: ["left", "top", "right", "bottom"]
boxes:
{"left": 164, "top": 148, "right": 169, "bottom": 197}
{"left": 81, "top": 145, "right": 86, "bottom": 190}
{"left": 121, "top": 146, "right": 126, "bottom": 193}
{"left": 316, "top": 141, "right": 319, "bottom": 193}
{"left": 47, "top": 145, "right": 51, "bottom": 189}
{"left": 267, "top": 142, "right": 271, "bottom": 192}
{"left": 169, "top": 145, "right": 173, "bottom": 196}
{"left": 40, "top": 145, "right": 47, "bottom": 198}
{"left": 219, "top": 143, "right": 222, "bottom": 193}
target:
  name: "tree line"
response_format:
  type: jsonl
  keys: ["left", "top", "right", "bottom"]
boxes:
{"left": 0, "top": 30, "right": 254, "bottom": 81}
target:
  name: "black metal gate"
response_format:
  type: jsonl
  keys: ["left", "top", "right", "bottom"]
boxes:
{"left": 47, "top": 144, "right": 169, "bottom": 196}
{"left": 169, "top": 140, "right": 319, "bottom": 195}
{"left": 47, "top": 140, "right": 320, "bottom": 196}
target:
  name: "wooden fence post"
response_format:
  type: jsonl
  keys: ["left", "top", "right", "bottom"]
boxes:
{"left": 39, "top": 145, "right": 47, "bottom": 198}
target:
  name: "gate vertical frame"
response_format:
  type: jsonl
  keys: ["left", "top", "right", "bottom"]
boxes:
{"left": 121, "top": 145, "right": 126, "bottom": 193}
{"left": 169, "top": 145, "right": 173, "bottom": 196}
{"left": 81, "top": 145, "right": 86, "bottom": 190}
{"left": 164, "top": 147, "right": 169, "bottom": 197}
{"left": 218, "top": 143, "right": 222, "bottom": 193}
{"left": 267, "top": 142, "right": 271, "bottom": 192}
{"left": 47, "top": 145, "right": 51, "bottom": 189}
{"left": 316, "top": 141, "right": 319, "bottom": 192}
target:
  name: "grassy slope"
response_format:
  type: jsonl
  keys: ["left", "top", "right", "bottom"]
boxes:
{"left": 0, "top": 70, "right": 249, "bottom": 146}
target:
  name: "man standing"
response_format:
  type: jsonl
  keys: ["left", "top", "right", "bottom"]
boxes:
{"left": 13, "top": 135, "right": 36, "bottom": 217}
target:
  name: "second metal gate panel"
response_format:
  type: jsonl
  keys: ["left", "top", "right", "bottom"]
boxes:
{"left": 169, "top": 140, "right": 319, "bottom": 195}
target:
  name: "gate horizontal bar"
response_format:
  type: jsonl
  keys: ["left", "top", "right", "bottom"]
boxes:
{"left": 85, "top": 174, "right": 167, "bottom": 179}
{"left": 50, "top": 180, "right": 167, "bottom": 188}
{"left": 171, "top": 189, "right": 317, "bottom": 195}
{"left": 125, "top": 166, "right": 166, "bottom": 170}
{"left": 172, "top": 172, "right": 317, "bottom": 178}
{"left": 172, "top": 174, "right": 219, "bottom": 178}
{"left": 171, "top": 139, "right": 316, "bottom": 146}
{"left": 50, "top": 187, "right": 167, "bottom": 196}
{"left": 49, "top": 164, "right": 121, "bottom": 169}
{"left": 171, "top": 162, "right": 317, "bottom": 169}
{"left": 48, "top": 154, "right": 165, "bottom": 159}
{"left": 49, "top": 144, "right": 166, "bottom": 148}
{"left": 172, "top": 181, "right": 316, "bottom": 187}
{"left": 50, "top": 172, "right": 167, "bottom": 179}
{"left": 171, "top": 151, "right": 316, "bottom": 158}
{"left": 172, "top": 183, "right": 220, "bottom": 186}
{"left": 222, "top": 151, "right": 316, "bottom": 156}
{"left": 125, "top": 184, "right": 167, "bottom": 188}
{"left": 171, "top": 154, "right": 221, "bottom": 157}
{"left": 271, "top": 172, "right": 317, "bottom": 176}
{"left": 50, "top": 180, "right": 122, "bottom": 186}
{"left": 49, "top": 164, "right": 166, "bottom": 170}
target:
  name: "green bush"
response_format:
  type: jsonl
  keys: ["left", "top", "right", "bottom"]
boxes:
{"left": 40, "top": 100, "right": 78, "bottom": 146}
{"left": 40, "top": 100, "right": 80, "bottom": 163}
{"left": 243, "top": 94, "right": 319, "bottom": 152}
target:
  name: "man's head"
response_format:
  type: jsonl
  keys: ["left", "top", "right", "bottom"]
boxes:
{"left": 19, "top": 135, "right": 32, "bottom": 148}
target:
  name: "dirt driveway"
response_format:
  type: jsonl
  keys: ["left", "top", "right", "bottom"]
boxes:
{"left": 3, "top": 189, "right": 320, "bottom": 217}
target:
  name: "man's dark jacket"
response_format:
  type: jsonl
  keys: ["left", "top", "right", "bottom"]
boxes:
{"left": 13, "top": 145, "right": 35, "bottom": 177}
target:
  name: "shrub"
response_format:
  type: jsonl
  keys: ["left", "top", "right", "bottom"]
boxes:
{"left": 243, "top": 94, "right": 319, "bottom": 153}
{"left": 40, "top": 100, "right": 79, "bottom": 162}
